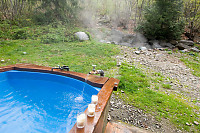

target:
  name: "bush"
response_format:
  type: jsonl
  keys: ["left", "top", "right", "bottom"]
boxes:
{"left": 41, "top": 33, "right": 64, "bottom": 44}
{"left": 137, "top": 0, "right": 185, "bottom": 41}
{"left": 40, "top": 24, "right": 80, "bottom": 43}
{"left": 12, "top": 28, "right": 28, "bottom": 39}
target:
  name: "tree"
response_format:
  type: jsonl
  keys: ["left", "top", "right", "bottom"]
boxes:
{"left": 34, "top": 0, "right": 79, "bottom": 24}
{"left": 184, "top": 0, "right": 200, "bottom": 40}
{"left": 137, "top": 0, "right": 185, "bottom": 41}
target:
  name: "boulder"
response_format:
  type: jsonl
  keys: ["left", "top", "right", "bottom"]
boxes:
{"left": 159, "top": 40, "right": 175, "bottom": 49}
{"left": 135, "top": 51, "right": 140, "bottom": 55}
{"left": 190, "top": 47, "right": 200, "bottom": 52}
{"left": 160, "top": 41, "right": 175, "bottom": 48}
{"left": 179, "top": 40, "right": 194, "bottom": 46}
{"left": 74, "top": 32, "right": 89, "bottom": 41}
{"left": 149, "top": 40, "right": 163, "bottom": 49}
{"left": 138, "top": 46, "right": 147, "bottom": 51}
{"left": 176, "top": 43, "right": 191, "bottom": 50}
{"left": 170, "top": 40, "right": 178, "bottom": 45}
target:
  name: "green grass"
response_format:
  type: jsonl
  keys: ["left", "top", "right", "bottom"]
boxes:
{"left": 0, "top": 39, "right": 119, "bottom": 74}
{"left": 117, "top": 63, "right": 200, "bottom": 132}
{"left": 162, "top": 83, "right": 172, "bottom": 89}
{"left": 180, "top": 52, "right": 200, "bottom": 77}
{"left": 1, "top": 23, "right": 200, "bottom": 132}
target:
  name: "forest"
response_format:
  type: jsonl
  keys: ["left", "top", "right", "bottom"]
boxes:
{"left": 0, "top": 0, "right": 200, "bottom": 41}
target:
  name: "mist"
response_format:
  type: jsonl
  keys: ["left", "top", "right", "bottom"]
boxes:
{"left": 78, "top": 0, "right": 136, "bottom": 41}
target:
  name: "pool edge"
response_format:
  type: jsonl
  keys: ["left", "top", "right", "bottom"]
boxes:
{"left": 0, "top": 64, "right": 120, "bottom": 133}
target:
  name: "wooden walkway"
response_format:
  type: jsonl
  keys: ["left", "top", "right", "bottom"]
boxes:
{"left": 105, "top": 122, "right": 149, "bottom": 133}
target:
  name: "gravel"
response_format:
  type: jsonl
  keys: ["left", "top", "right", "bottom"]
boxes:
{"left": 108, "top": 45, "right": 200, "bottom": 133}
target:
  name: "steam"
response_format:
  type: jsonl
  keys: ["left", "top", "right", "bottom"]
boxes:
{"left": 78, "top": 0, "right": 134, "bottom": 41}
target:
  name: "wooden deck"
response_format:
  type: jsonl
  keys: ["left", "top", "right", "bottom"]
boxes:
{"left": 105, "top": 122, "right": 149, "bottom": 133}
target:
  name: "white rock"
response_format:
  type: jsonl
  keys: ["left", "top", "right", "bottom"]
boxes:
{"left": 1, "top": 59, "right": 5, "bottom": 62}
{"left": 135, "top": 51, "right": 140, "bottom": 55}
{"left": 190, "top": 47, "right": 200, "bottom": 52}
{"left": 74, "top": 32, "right": 89, "bottom": 41}
{"left": 139, "top": 46, "right": 147, "bottom": 51}
{"left": 194, "top": 121, "right": 199, "bottom": 125}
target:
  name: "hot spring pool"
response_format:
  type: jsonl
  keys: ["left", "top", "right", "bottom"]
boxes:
{"left": 0, "top": 70, "right": 100, "bottom": 133}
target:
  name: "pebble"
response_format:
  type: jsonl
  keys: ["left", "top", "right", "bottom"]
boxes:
{"left": 117, "top": 62, "right": 121, "bottom": 67}
{"left": 135, "top": 51, "right": 140, "bottom": 55}
{"left": 186, "top": 122, "right": 191, "bottom": 126}
{"left": 107, "top": 114, "right": 111, "bottom": 121}
{"left": 194, "top": 121, "right": 199, "bottom": 125}
{"left": 1, "top": 59, "right": 5, "bottom": 62}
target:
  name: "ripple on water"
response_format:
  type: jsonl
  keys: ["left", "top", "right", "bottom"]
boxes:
{"left": 0, "top": 71, "right": 99, "bottom": 133}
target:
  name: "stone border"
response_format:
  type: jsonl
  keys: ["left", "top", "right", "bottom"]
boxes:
{"left": 0, "top": 63, "right": 120, "bottom": 133}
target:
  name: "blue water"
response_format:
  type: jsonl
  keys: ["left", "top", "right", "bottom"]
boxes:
{"left": 0, "top": 70, "right": 100, "bottom": 133}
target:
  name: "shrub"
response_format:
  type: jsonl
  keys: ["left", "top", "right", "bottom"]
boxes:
{"left": 137, "top": 0, "right": 185, "bottom": 41}
{"left": 12, "top": 28, "right": 28, "bottom": 39}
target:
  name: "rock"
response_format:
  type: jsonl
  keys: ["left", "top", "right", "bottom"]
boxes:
{"left": 155, "top": 123, "right": 161, "bottom": 129}
{"left": 110, "top": 108, "right": 114, "bottom": 111}
{"left": 106, "top": 41, "right": 111, "bottom": 44}
{"left": 111, "top": 41, "right": 118, "bottom": 45}
{"left": 183, "top": 49, "right": 189, "bottom": 52}
{"left": 135, "top": 51, "right": 140, "bottom": 55}
{"left": 160, "top": 41, "right": 175, "bottom": 48}
{"left": 107, "top": 114, "right": 111, "bottom": 121}
{"left": 179, "top": 40, "right": 194, "bottom": 46}
{"left": 23, "top": 52, "right": 27, "bottom": 55}
{"left": 186, "top": 122, "right": 191, "bottom": 126}
{"left": 176, "top": 43, "right": 191, "bottom": 50}
{"left": 138, "top": 46, "right": 147, "bottom": 51}
{"left": 134, "top": 43, "right": 152, "bottom": 49}
{"left": 117, "top": 62, "right": 121, "bottom": 67}
{"left": 1, "top": 59, "right": 5, "bottom": 62}
{"left": 121, "top": 90, "right": 124, "bottom": 93}
{"left": 170, "top": 40, "right": 178, "bottom": 45}
{"left": 194, "top": 121, "right": 199, "bottom": 125}
{"left": 190, "top": 47, "right": 200, "bottom": 52}
{"left": 149, "top": 40, "right": 158, "bottom": 45}
{"left": 74, "top": 32, "right": 89, "bottom": 41}
{"left": 149, "top": 40, "right": 163, "bottom": 49}
{"left": 180, "top": 49, "right": 189, "bottom": 53}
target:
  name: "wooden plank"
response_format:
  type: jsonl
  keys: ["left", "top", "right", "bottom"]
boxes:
{"left": 0, "top": 64, "right": 109, "bottom": 88}
{"left": 69, "top": 78, "right": 120, "bottom": 133}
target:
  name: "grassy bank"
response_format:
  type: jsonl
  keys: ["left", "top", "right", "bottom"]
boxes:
{"left": 117, "top": 63, "right": 200, "bottom": 132}
{"left": 0, "top": 39, "right": 119, "bottom": 73}
{"left": 1, "top": 24, "right": 199, "bottom": 132}
{"left": 180, "top": 52, "right": 200, "bottom": 77}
